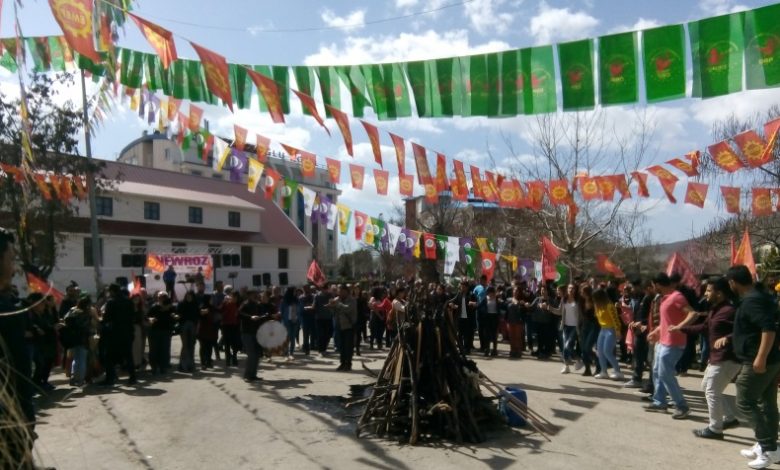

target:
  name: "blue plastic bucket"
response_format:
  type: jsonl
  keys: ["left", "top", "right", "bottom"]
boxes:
{"left": 499, "top": 387, "right": 528, "bottom": 427}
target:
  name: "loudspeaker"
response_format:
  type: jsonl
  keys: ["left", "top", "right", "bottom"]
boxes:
{"left": 121, "top": 254, "right": 132, "bottom": 268}
{"left": 222, "top": 254, "right": 231, "bottom": 266}
{"left": 279, "top": 272, "right": 288, "bottom": 286}
{"left": 252, "top": 274, "right": 262, "bottom": 287}
{"left": 262, "top": 273, "right": 271, "bottom": 286}
{"left": 231, "top": 254, "right": 240, "bottom": 266}
{"left": 132, "top": 254, "right": 145, "bottom": 267}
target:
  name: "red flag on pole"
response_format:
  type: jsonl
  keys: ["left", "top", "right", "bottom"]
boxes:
{"left": 541, "top": 236, "right": 560, "bottom": 281}
{"left": 26, "top": 272, "right": 64, "bottom": 304}
{"left": 732, "top": 229, "right": 757, "bottom": 279}
{"left": 730, "top": 235, "right": 737, "bottom": 266}
{"left": 665, "top": 252, "right": 698, "bottom": 290}
{"left": 595, "top": 254, "right": 625, "bottom": 278}
{"left": 307, "top": 260, "right": 327, "bottom": 288}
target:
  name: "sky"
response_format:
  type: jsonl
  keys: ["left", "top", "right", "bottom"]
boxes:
{"left": 1, "top": 0, "right": 780, "bottom": 248}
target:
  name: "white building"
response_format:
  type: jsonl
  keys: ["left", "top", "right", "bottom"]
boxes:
{"left": 49, "top": 159, "right": 313, "bottom": 293}
{"left": 116, "top": 131, "right": 340, "bottom": 275}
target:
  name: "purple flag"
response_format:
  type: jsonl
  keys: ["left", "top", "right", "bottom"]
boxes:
{"left": 230, "top": 149, "right": 247, "bottom": 182}
{"left": 311, "top": 193, "right": 321, "bottom": 223}
{"left": 399, "top": 228, "right": 411, "bottom": 260}
{"left": 459, "top": 237, "right": 474, "bottom": 263}
{"left": 517, "top": 259, "right": 535, "bottom": 283}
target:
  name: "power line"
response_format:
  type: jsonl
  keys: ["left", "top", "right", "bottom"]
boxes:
{"left": 131, "top": 0, "right": 476, "bottom": 34}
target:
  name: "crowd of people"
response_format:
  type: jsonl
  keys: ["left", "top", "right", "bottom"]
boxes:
{"left": 1, "top": 226, "right": 780, "bottom": 468}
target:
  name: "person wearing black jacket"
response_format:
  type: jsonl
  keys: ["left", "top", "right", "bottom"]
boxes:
{"left": 147, "top": 291, "right": 176, "bottom": 375}
{"left": 726, "top": 265, "right": 780, "bottom": 468}
{"left": 176, "top": 291, "right": 200, "bottom": 373}
{"left": 239, "top": 290, "right": 276, "bottom": 382}
{"left": 0, "top": 228, "right": 35, "bottom": 468}
{"left": 26, "top": 293, "right": 58, "bottom": 392}
{"left": 100, "top": 284, "right": 137, "bottom": 386}
{"left": 448, "top": 281, "right": 476, "bottom": 354}
{"left": 625, "top": 281, "right": 654, "bottom": 388}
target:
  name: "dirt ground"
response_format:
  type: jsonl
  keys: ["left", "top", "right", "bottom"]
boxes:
{"left": 32, "top": 337, "right": 762, "bottom": 470}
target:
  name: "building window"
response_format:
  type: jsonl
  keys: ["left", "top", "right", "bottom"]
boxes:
{"left": 209, "top": 244, "right": 222, "bottom": 268}
{"left": 228, "top": 211, "right": 241, "bottom": 228}
{"left": 83, "top": 237, "right": 103, "bottom": 266}
{"left": 144, "top": 201, "right": 160, "bottom": 221}
{"left": 241, "top": 246, "right": 253, "bottom": 269}
{"left": 129, "top": 239, "right": 147, "bottom": 254}
{"left": 278, "top": 248, "right": 289, "bottom": 269}
{"left": 95, "top": 196, "right": 113, "bottom": 216}
{"left": 172, "top": 242, "right": 186, "bottom": 253}
{"left": 189, "top": 206, "right": 203, "bottom": 224}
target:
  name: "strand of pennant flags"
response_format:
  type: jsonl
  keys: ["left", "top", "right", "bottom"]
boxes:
{"left": 0, "top": 163, "right": 87, "bottom": 202}
{"left": 17, "top": 2, "right": 780, "bottom": 121}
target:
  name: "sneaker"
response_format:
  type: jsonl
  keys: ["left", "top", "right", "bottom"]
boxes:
{"left": 672, "top": 407, "right": 690, "bottom": 420}
{"left": 609, "top": 372, "right": 625, "bottom": 380}
{"left": 593, "top": 372, "right": 608, "bottom": 379}
{"left": 742, "top": 443, "right": 762, "bottom": 459}
{"left": 560, "top": 365, "right": 571, "bottom": 374}
{"left": 748, "top": 453, "right": 775, "bottom": 469}
{"left": 693, "top": 427, "right": 723, "bottom": 440}
{"left": 574, "top": 360, "right": 584, "bottom": 371}
{"left": 644, "top": 403, "right": 668, "bottom": 413}
{"left": 623, "top": 379, "right": 643, "bottom": 388}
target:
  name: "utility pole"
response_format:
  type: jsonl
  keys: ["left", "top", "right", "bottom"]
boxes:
{"left": 81, "top": 70, "right": 102, "bottom": 291}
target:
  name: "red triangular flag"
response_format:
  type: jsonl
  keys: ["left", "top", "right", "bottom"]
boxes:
{"left": 389, "top": 132, "right": 406, "bottom": 175}
{"left": 190, "top": 42, "right": 233, "bottom": 111}
{"left": 411, "top": 142, "right": 433, "bottom": 184}
{"left": 129, "top": 13, "right": 177, "bottom": 69}
{"left": 246, "top": 67, "right": 285, "bottom": 123}
{"left": 26, "top": 272, "right": 64, "bottom": 304}
{"left": 293, "top": 89, "right": 330, "bottom": 135}
{"left": 326, "top": 105, "right": 353, "bottom": 157}
{"left": 733, "top": 229, "right": 757, "bottom": 279}
{"left": 360, "top": 120, "right": 383, "bottom": 167}
{"left": 596, "top": 254, "right": 625, "bottom": 278}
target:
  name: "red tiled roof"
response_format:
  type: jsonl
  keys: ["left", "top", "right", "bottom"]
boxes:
{"left": 99, "top": 160, "right": 311, "bottom": 248}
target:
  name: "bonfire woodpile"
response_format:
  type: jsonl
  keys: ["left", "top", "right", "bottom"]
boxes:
{"left": 356, "top": 286, "right": 552, "bottom": 445}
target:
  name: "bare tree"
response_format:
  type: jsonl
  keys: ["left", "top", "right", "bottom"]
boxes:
{"left": 500, "top": 109, "right": 657, "bottom": 276}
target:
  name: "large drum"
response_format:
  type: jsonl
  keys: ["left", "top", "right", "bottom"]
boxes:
{"left": 256, "top": 320, "right": 288, "bottom": 356}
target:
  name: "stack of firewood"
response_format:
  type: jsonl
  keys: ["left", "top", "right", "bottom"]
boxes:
{"left": 356, "top": 286, "right": 552, "bottom": 444}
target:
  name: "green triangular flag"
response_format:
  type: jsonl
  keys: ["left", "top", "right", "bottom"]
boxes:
{"left": 690, "top": 11, "right": 745, "bottom": 98}
{"left": 558, "top": 39, "right": 595, "bottom": 110}
{"left": 522, "top": 45, "right": 557, "bottom": 114}
{"left": 317, "top": 65, "right": 341, "bottom": 117}
{"left": 744, "top": 3, "right": 780, "bottom": 90}
{"left": 642, "top": 24, "right": 687, "bottom": 103}
{"left": 599, "top": 31, "right": 638, "bottom": 105}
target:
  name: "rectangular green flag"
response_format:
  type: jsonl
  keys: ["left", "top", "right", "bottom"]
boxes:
{"left": 228, "top": 63, "right": 252, "bottom": 110}
{"left": 465, "top": 247, "right": 478, "bottom": 278}
{"left": 336, "top": 64, "right": 371, "bottom": 118}
{"left": 599, "top": 31, "right": 638, "bottom": 105}
{"left": 406, "top": 60, "right": 432, "bottom": 117}
{"left": 558, "top": 39, "right": 595, "bottom": 110}
{"left": 642, "top": 24, "right": 687, "bottom": 102}
{"left": 144, "top": 53, "right": 165, "bottom": 91}
{"left": 435, "top": 57, "right": 462, "bottom": 116}
{"left": 0, "top": 39, "right": 20, "bottom": 72}
{"left": 48, "top": 36, "right": 66, "bottom": 71}
{"left": 362, "top": 64, "right": 390, "bottom": 120}
{"left": 170, "top": 59, "right": 188, "bottom": 99}
{"left": 555, "top": 262, "right": 569, "bottom": 284}
{"left": 119, "top": 48, "right": 142, "bottom": 88}
{"left": 744, "top": 3, "right": 780, "bottom": 90}
{"left": 186, "top": 59, "right": 210, "bottom": 103}
{"left": 521, "top": 45, "right": 557, "bottom": 114}
{"left": 388, "top": 62, "right": 412, "bottom": 118}
{"left": 272, "top": 66, "right": 290, "bottom": 114}
{"left": 317, "top": 65, "right": 341, "bottom": 117}
{"left": 77, "top": 53, "right": 105, "bottom": 77}
{"left": 459, "top": 53, "right": 491, "bottom": 116}
{"left": 499, "top": 49, "right": 524, "bottom": 116}
{"left": 27, "top": 37, "right": 51, "bottom": 72}
{"left": 689, "top": 12, "right": 745, "bottom": 98}
{"left": 253, "top": 65, "right": 273, "bottom": 111}
{"left": 293, "top": 66, "right": 316, "bottom": 116}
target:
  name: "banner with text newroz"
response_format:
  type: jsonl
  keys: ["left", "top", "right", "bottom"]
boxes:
{"left": 146, "top": 253, "right": 214, "bottom": 278}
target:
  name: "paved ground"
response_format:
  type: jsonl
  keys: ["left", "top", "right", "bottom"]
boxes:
{"left": 32, "top": 339, "right": 761, "bottom": 470}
